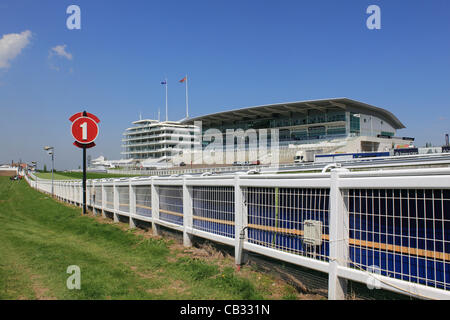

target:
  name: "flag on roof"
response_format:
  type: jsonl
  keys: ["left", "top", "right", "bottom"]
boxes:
{"left": 161, "top": 80, "right": 167, "bottom": 85}
{"left": 179, "top": 76, "right": 187, "bottom": 83}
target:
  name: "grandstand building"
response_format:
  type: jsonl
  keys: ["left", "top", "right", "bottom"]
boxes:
{"left": 181, "top": 98, "right": 412, "bottom": 163}
{"left": 121, "top": 119, "right": 200, "bottom": 166}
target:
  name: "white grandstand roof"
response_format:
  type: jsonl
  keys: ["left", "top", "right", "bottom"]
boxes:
{"left": 182, "top": 98, "right": 405, "bottom": 129}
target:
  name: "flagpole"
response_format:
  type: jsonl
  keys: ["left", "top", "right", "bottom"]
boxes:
{"left": 185, "top": 75, "right": 189, "bottom": 119}
{"left": 165, "top": 78, "right": 168, "bottom": 122}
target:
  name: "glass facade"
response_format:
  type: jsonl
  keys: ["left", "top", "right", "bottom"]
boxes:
{"left": 201, "top": 108, "right": 353, "bottom": 149}
{"left": 350, "top": 113, "right": 361, "bottom": 134}
{"left": 203, "top": 109, "right": 348, "bottom": 133}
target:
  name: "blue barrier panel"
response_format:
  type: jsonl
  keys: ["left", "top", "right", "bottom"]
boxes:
{"left": 347, "top": 188, "right": 450, "bottom": 291}
{"left": 158, "top": 186, "right": 183, "bottom": 225}
{"left": 192, "top": 186, "right": 235, "bottom": 238}
{"left": 135, "top": 185, "right": 152, "bottom": 217}
{"left": 245, "top": 187, "right": 330, "bottom": 261}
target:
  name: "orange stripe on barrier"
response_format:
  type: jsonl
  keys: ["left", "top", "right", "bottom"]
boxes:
{"left": 349, "top": 239, "right": 450, "bottom": 262}
{"left": 248, "top": 224, "right": 449, "bottom": 262}
{"left": 193, "top": 215, "right": 235, "bottom": 226}
{"left": 159, "top": 208, "right": 184, "bottom": 217}
{"left": 136, "top": 204, "right": 152, "bottom": 210}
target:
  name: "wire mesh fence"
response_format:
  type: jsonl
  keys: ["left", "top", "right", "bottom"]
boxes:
{"left": 74, "top": 184, "right": 80, "bottom": 204}
{"left": 245, "top": 187, "right": 330, "bottom": 262}
{"left": 158, "top": 185, "right": 183, "bottom": 225}
{"left": 117, "top": 185, "right": 130, "bottom": 213}
{"left": 94, "top": 186, "right": 102, "bottom": 207}
{"left": 104, "top": 186, "right": 114, "bottom": 211}
{"left": 87, "top": 184, "right": 94, "bottom": 207}
{"left": 192, "top": 186, "right": 235, "bottom": 238}
{"left": 135, "top": 185, "right": 152, "bottom": 217}
{"left": 345, "top": 188, "right": 450, "bottom": 291}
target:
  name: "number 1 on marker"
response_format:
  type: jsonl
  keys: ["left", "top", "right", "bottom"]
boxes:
{"left": 80, "top": 122, "right": 87, "bottom": 140}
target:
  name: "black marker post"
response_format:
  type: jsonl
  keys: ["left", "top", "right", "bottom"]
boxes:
{"left": 82, "top": 111, "right": 87, "bottom": 215}
{"left": 70, "top": 110, "right": 100, "bottom": 216}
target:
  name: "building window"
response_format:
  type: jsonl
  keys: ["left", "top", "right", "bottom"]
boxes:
{"left": 350, "top": 113, "right": 360, "bottom": 134}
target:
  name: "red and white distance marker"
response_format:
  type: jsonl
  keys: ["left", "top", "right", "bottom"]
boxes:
{"left": 69, "top": 112, "right": 100, "bottom": 149}
{"left": 71, "top": 117, "right": 99, "bottom": 144}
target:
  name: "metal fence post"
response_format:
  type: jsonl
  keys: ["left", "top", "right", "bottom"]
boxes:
{"left": 63, "top": 182, "right": 68, "bottom": 203}
{"left": 151, "top": 179, "right": 160, "bottom": 236}
{"left": 328, "top": 168, "right": 350, "bottom": 300}
{"left": 92, "top": 181, "right": 97, "bottom": 216}
{"left": 86, "top": 181, "right": 90, "bottom": 211}
{"left": 101, "top": 183, "right": 106, "bottom": 218}
{"left": 234, "top": 174, "right": 248, "bottom": 265}
{"left": 183, "top": 177, "right": 193, "bottom": 247}
{"left": 78, "top": 182, "right": 82, "bottom": 207}
{"left": 129, "top": 180, "right": 136, "bottom": 229}
{"left": 113, "top": 181, "right": 119, "bottom": 222}
{"left": 70, "top": 182, "right": 73, "bottom": 204}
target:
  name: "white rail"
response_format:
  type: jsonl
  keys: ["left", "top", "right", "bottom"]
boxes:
{"left": 25, "top": 168, "right": 450, "bottom": 300}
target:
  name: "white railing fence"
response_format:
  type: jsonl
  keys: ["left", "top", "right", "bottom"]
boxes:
{"left": 24, "top": 168, "right": 450, "bottom": 300}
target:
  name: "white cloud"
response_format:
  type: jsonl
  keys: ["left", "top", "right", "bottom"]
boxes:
{"left": 50, "top": 44, "right": 73, "bottom": 60}
{"left": 0, "top": 30, "right": 32, "bottom": 69}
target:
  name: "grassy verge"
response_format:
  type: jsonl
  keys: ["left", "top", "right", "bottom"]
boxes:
{"left": 0, "top": 177, "right": 317, "bottom": 300}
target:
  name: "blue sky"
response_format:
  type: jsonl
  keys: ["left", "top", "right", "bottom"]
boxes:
{"left": 0, "top": 0, "right": 449, "bottom": 170}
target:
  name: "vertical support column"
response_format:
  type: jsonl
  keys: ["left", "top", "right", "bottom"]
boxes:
{"left": 151, "top": 179, "right": 160, "bottom": 236}
{"left": 129, "top": 181, "right": 136, "bottom": 229}
{"left": 86, "top": 182, "right": 90, "bottom": 213}
{"left": 113, "top": 181, "right": 119, "bottom": 222}
{"left": 345, "top": 111, "right": 351, "bottom": 136}
{"left": 80, "top": 182, "right": 83, "bottom": 208}
{"left": 74, "top": 183, "right": 77, "bottom": 205}
{"left": 79, "top": 182, "right": 82, "bottom": 207}
{"left": 328, "top": 168, "right": 349, "bottom": 300}
{"left": 234, "top": 175, "right": 248, "bottom": 265}
{"left": 183, "top": 178, "right": 193, "bottom": 247}
{"left": 101, "top": 183, "right": 106, "bottom": 218}
{"left": 92, "top": 181, "right": 96, "bottom": 216}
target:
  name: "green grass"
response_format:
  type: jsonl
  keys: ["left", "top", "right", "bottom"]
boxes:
{"left": 35, "top": 171, "right": 139, "bottom": 180}
{"left": 0, "top": 177, "right": 296, "bottom": 300}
